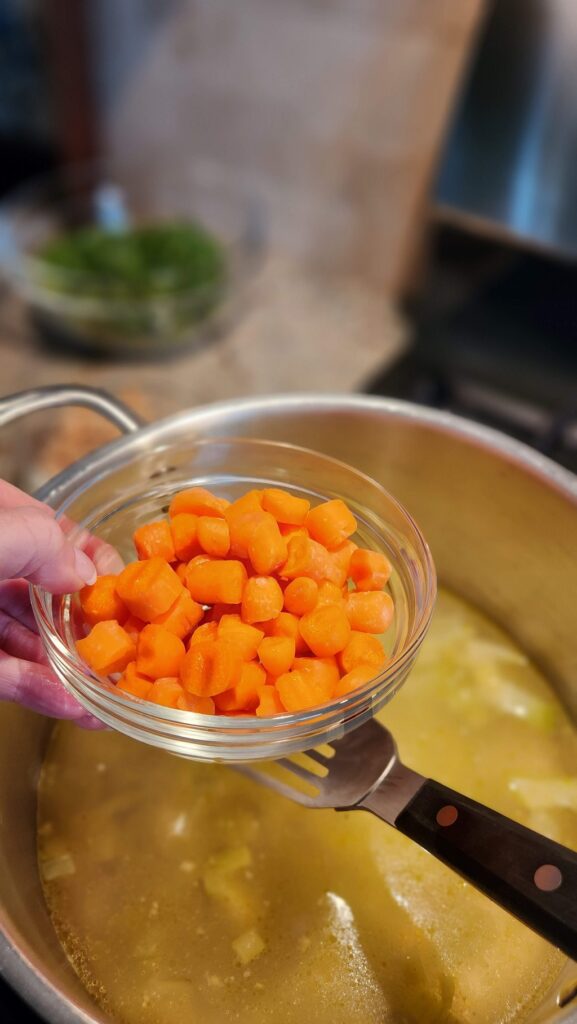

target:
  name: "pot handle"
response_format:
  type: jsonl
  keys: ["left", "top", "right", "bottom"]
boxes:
{"left": 0, "top": 385, "right": 144, "bottom": 435}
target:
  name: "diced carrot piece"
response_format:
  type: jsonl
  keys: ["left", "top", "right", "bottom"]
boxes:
{"left": 270, "top": 611, "right": 310, "bottom": 655}
{"left": 344, "top": 592, "right": 394, "bottom": 634}
{"left": 330, "top": 539, "right": 358, "bottom": 587}
{"left": 293, "top": 656, "right": 340, "bottom": 692}
{"left": 224, "top": 492, "right": 265, "bottom": 558}
{"left": 349, "top": 548, "right": 392, "bottom": 592}
{"left": 299, "top": 604, "right": 351, "bottom": 657}
{"left": 279, "top": 525, "right": 309, "bottom": 539}
{"left": 283, "top": 576, "right": 319, "bottom": 616}
{"left": 338, "top": 632, "right": 388, "bottom": 675}
{"left": 279, "top": 534, "right": 342, "bottom": 585}
{"left": 334, "top": 664, "right": 376, "bottom": 698}
{"left": 169, "top": 487, "right": 229, "bottom": 519}
{"left": 176, "top": 693, "right": 216, "bottom": 714}
{"left": 197, "top": 516, "right": 230, "bottom": 558}
{"left": 255, "top": 686, "right": 285, "bottom": 717}
{"left": 257, "top": 636, "right": 295, "bottom": 677}
{"left": 133, "top": 520, "right": 175, "bottom": 562}
{"left": 185, "top": 559, "right": 247, "bottom": 605}
{"left": 136, "top": 624, "right": 186, "bottom": 679}
{"left": 315, "top": 581, "right": 344, "bottom": 606}
{"left": 247, "top": 513, "right": 287, "bottom": 575}
{"left": 175, "top": 562, "right": 189, "bottom": 583}
{"left": 241, "top": 576, "right": 284, "bottom": 624}
{"left": 189, "top": 621, "right": 218, "bottom": 645}
{"left": 305, "top": 499, "right": 357, "bottom": 551}
{"left": 149, "top": 677, "right": 185, "bottom": 708}
{"left": 261, "top": 488, "right": 310, "bottom": 526}
{"left": 117, "top": 661, "right": 153, "bottom": 699}
{"left": 275, "top": 669, "right": 333, "bottom": 712}
{"left": 123, "top": 614, "right": 145, "bottom": 635}
{"left": 116, "top": 557, "right": 183, "bottom": 622}
{"left": 79, "top": 575, "right": 128, "bottom": 626}
{"left": 180, "top": 639, "right": 243, "bottom": 696}
{"left": 217, "top": 614, "right": 265, "bottom": 660}
{"left": 214, "top": 662, "right": 266, "bottom": 712}
{"left": 170, "top": 514, "right": 200, "bottom": 561}
{"left": 153, "top": 591, "right": 204, "bottom": 639}
{"left": 76, "top": 620, "right": 136, "bottom": 676}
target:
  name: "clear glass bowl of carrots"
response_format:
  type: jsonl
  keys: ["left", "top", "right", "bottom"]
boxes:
{"left": 32, "top": 438, "right": 436, "bottom": 762}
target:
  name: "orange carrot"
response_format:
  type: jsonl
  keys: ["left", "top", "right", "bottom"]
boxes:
{"left": 305, "top": 499, "right": 357, "bottom": 550}
{"left": 261, "top": 488, "right": 310, "bottom": 526}
{"left": 247, "top": 513, "right": 287, "bottom": 575}
{"left": 116, "top": 557, "right": 183, "bottom": 622}
{"left": 175, "top": 562, "right": 189, "bottom": 583}
{"left": 279, "top": 533, "right": 342, "bottom": 585}
{"left": 214, "top": 662, "right": 266, "bottom": 712}
{"left": 169, "top": 487, "right": 229, "bottom": 519}
{"left": 185, "top": 559, "right": 247, "bottom": 605}
{"left": 257, "top": 636, "right": 295, "bottom": 677}
{"left": 170, "top": 513, "right": 200, "bottom": 561}
{"left": 149, "top": 677, "right": 185, "bottom": 708}
{"left": 176, "top": 692, "right": 216, "bottom": 714}
{"left": 338, "top": 632, "right": 388, "bottom": 675}
{"left": 270, "top": 611, "right": 310, "bottom": 655}
{"left": 298, "top": 603, "right": 351, "bottom": 657}
{"left": 283, "top": 576, "right": 319, "bottom": 616}
{"left": 79, "top": 575, "right": 128, "bottom": 626}
{"left": 334, "top": 664, "right": 376, "bottom": 698}
{"left": 292, "top": 656, "right": 340, "bottom": 690}
{"left": 76, "top": 620, "right": 136, "bottom": 676}
{"left": 189, "top": 620, "right": 219, "bottom": 645}
{"left": 180, "top": 639, "right": 243, "bottom": 696}
{"left": 330, "top": 539, "right": 358, "bottom": 587}
{"left": 344, "top": 592, "right": 394, "bottom": 634}
{"left": 315, "top": 580, "right": 344, "bottom": 606}
{"left": 224, "top": 492, "right": 265, "bottom": 558}
{"left": 136, "top": 625, "right": 186, "bottom": 679}
{"left": 275, "top": 668, "right": 333, "bottom": 712}
{"left": 197, "top": 516, "right": 230, "bottom": 558}
{"left": 349, "top": 548, "right": 392, "bottom": 592}
{"left": 152, "top": 591, "right": 204, "bottom": 639}
{"left": 241, "top": 576, "right": 284, "bottom": 624}
{"left": 123, "top": 614, "right": 145, "bottom": 636}
{"left": 133, "top": 520, "right": 175, "bottom": 562}
{"left": 217, "top": 614, "right": 264, "bottom": 660}
{"left": 117, "top": 661, "right": 153, "bottom": 699}
{"left": 255, "top": 686, "right": 285, "bottom": 717}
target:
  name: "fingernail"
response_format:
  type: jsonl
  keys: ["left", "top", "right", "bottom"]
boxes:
{"left": 74, "top": 549, "right": 97, "bottom": 585}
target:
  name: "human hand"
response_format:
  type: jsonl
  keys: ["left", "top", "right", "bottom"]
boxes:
{"left": 0, "top": 479, "right": 113, "bottom": 726}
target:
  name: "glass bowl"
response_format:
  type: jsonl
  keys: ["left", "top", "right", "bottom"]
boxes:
{"left": 32, "top": 438, "right": 436, "bottom": 762}
{"left": 0, "top": 160, "right": 264, "bottom": 358}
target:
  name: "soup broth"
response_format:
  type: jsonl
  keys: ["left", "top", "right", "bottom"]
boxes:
{"left": 37, "top": 591, "right": 577, "bottom": 1023}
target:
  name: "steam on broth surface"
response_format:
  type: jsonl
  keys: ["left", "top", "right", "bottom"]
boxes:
{"left": 37, "top": 591, "right": 577, "bottom": 1023}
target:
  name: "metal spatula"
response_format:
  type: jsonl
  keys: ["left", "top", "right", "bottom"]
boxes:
{"left": 243, "top": 718, "right": 577, "bottom": 959}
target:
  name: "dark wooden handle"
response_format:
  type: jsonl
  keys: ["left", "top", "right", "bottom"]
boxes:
{"left": 394, "top": 779, "right": 577, "bottom": 960}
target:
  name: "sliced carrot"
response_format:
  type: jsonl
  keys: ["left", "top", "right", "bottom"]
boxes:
{"left": 185, "top": 559, "right": 247, "bottom": 605}
{"left": 255, "top": 686, "right": 285, "bottom": 717}
{"left": 241, "top": 576, "right": 284, "bottom": 624}
{"left": 261, "top": 488, "right": 310, "bottom": 526}
{"left": 299, "top": 603, "right": 351, "bottom": 657}
{"left": 270, "top": 611, "right": 310, "bottom": 655}
{"left": 170, "top": 513, "right": 200, "bottom": 561}
{"left": 176, "top": 693, "right": 216, "bottom": 714}
{"left": 169, "top": 487, "right": 229, "bottom": 519}
{"left": 349, "top": 548, "right": 392, "bottom": 592}
{"left": 224, "top": 492, "right": 265, "bottom": 558}
{"left": 275, "top": 669, "right": 333, "bottom": 712}
{"left": 305, "top": 499, "right": 357, "bottom": 551}
{"left": 334, "top": 664, "right": 376, "bottom": 698}
{"left": 283, "top": 576, "right": 319, "bottom": 616}
{"left": 175, "top": 562, "right": 189, "bottom": 583}
{"left": 136, "top": 624, "right": 186, "bottom": 679}
{"left": 79, "top": 575, "right": 128, "bottom": 626}
{"left": 293, "top": 656, "right": 340, "bottom": 689}
{"left": 217, "top": 614, "right": 265, "bottom": 660}
{"left": 257, "top": 636, "right": 295, "bottom": 677}
{"left": 180, "top": 639, "right": 243, "bottom": 696}
{"left": 344, "top": 592, "right": 394, "bottom": 634}
{"left": 330, "top": 539, "right": 358, "bottom": 587}
{"left": 214, "top": 662, "right": 266, "bottom": 712}
{"left": 133, "top": 520, "right": 175, "bottom": 562}
{"left": 149, "top": 677, "right": 185, "bottom": 709}
{"left": 315, "top": 580, "right": 344, "bottom": 606}
{"left": 279, "top": 524, "right": 309, "bottom": 539}
{"left": 247, "top": 513, "right": 287, "bottom": 575}
{"left": 279, "top": 533, "right": 341, "bottom": 585}
{"left": 116, "top": 557, "right": 183, "bottom": 622}
{"left": 76, "top": 620, "right": 136, "bottom": 676}
{"left": 338, "top": 632, "right": 388, "bottom": 675}
{"left": 197, "top": 516, "right": 230, "bottom": 558}
{"left": 188, "top": 620, "right": 218, "bottom": 645}
{"left": 117, "top": 661, "right": 153, "bottom": 699}
{"left": 153, "top": 591, "right": 204, "bottom": 639}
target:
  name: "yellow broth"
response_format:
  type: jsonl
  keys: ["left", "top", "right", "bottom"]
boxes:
{"left": 37, "top": 591, "right": 577, "bottom": 1023}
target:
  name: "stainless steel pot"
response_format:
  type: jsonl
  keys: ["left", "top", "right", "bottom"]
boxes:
{"left": 1, "top": 385, "right": 577, "bottom": 1023}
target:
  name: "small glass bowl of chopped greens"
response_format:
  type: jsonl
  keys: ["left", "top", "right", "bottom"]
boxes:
{"left": 0, "top": 162, "right": 264, "bottom": 357}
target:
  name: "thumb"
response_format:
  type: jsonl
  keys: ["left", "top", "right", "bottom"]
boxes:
{"left": 0, "top": 507, "right": 97, "bottom": 593}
